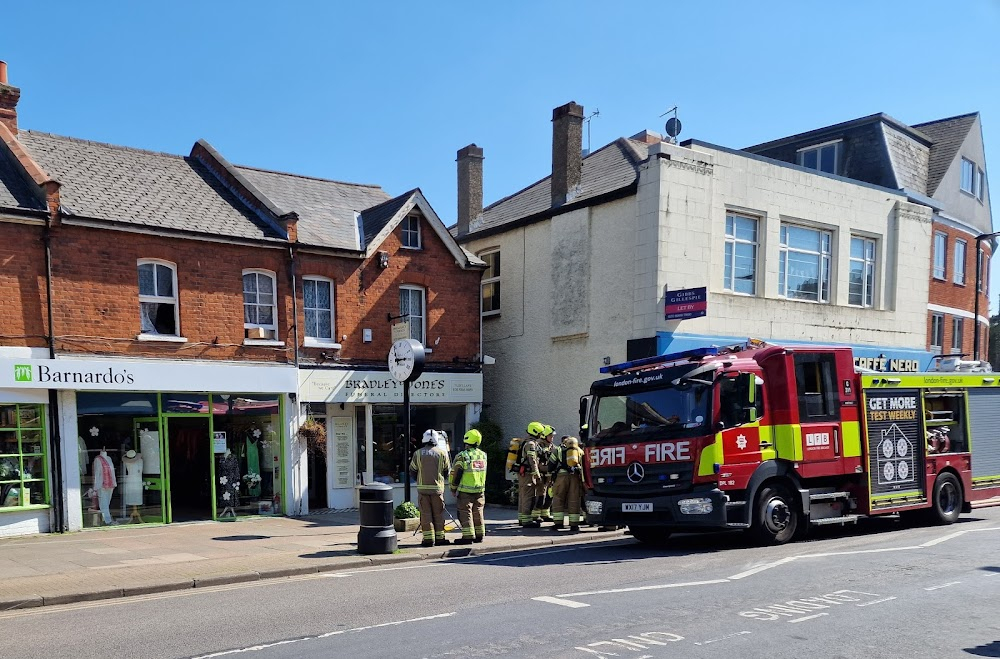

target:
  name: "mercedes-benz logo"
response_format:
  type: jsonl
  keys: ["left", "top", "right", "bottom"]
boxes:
{"left": 626, "top": 462, "right": 645, "bottom": 483}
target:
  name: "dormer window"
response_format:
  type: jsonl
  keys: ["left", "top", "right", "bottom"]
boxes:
{"left": 797, "top": 140, "right": 840, "bottom": 175}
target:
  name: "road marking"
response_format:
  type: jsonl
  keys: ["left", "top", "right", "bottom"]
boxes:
{"left": 322, "top": 563, "right": 445, "bottom": 577}
{"left": 558, "top": 579, "right": 729, "bottom": 598}
{"left": 857, "top": 596, "right": 897, "bottom": 607}
{"left": 191, "top": 611, "right": 457, "bottom": 657}
{"left": 789, "top": 612, "right": 828, "bottom": 623}
{"left": 694, "top": 631, "right": 752, "bottom": 645}
{"left": 921, "top": 531, "right": 967, "bottom": 547}
{"left": 532, "top": 596, "right": 590, "bottom": 608}
{"left": 924, "top": 581, "right": 960, "bottom": 591}
{"left": 728, "top": 557, "right": 798, "bottom": 580}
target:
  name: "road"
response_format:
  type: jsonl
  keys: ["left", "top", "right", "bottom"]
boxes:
{"left": 5, "top": 508, "right": 1000, "bottom": 659}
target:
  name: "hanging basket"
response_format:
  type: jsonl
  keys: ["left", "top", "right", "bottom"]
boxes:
{"left": 297, "top": 419, "right": 327, "bottom": 455}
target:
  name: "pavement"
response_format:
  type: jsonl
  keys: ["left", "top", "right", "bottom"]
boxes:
{"left": 0, "top": 506, "right": 626, "bottom": 610}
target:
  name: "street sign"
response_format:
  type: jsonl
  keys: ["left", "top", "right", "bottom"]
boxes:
{"left": 664, "top": 287, "right": 707, "bottom": 320}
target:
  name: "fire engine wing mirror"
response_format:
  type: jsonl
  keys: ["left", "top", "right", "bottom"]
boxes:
{"left": 579, "top": 395, "right": 592, "bottom": 442}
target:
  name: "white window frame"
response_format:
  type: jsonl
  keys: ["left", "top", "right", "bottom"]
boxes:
{"left": 401, "top": 215, "right": 421, "bottom": 249}
{"left": 137, "top": 259, "right": 181, "bottom": 339}
{"left": 723, "top": 213, "right": 758, "bottom": 296}
{"left": 243, "top": 269, "right": 279, "bottom": 343}
{"left": 976, "top": 167, "right": 985, "bottom": 202}
{"left": 930, "top": 313, "right": 944, "bottom": 353}
{"left": 952, "top": 317, "right": 964, "bottom": 352}
{"left": 848, "top": 236, "right": 876, "bottom": 308}
{"left": 479, "top": 249, "right": 501, "bottom": 317}
{"left": 797, "top": 140, "right": 841, "bottom": 175}
{"left": 400, "top": 285, "right": 426, "bottom": 345}
{"left": 979, "top": 252, "right": 988, "bottom": 293}
{"left": 961, "top": 158, "right": 975, "bottom": 194}
{"left": 933, "top": 231, "right": 947, "bottom": 280}
{"left": 954, "top": 239, "right": 967, "bottom": 285}
{"left": 303, "top": 276, "right": 340, "bottom": 348}
{"left": 778, "top": 223, "right": 832, "bottom": 304}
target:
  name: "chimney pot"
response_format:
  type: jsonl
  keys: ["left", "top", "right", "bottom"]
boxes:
{"left": 456, "top": 144, "right": 484, "bottom": 237}
{"left": 0, "top": 60, "right": 20, "bottom": 134}
{"left": 551, "top": 101, "right": 584, "bottom": 206}
{"left": 0, "top": 61, "right": 7, "bottom": 85}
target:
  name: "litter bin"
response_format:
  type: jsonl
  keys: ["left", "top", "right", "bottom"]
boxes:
{"left": 358, "top": 483, "right": 397, "bottom": 555}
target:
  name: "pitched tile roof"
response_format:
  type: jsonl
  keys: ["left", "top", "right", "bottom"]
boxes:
{"left": 359, "top": 189, "right": 416, "bottom": 245}
{"left": 0, "top": 148, "right": 45, "bottom": 212}
{"left": 465, "top": 137, "right": 648, "bottom": 237}
{"left": 910, "top": 112, "right": 979, "bottom": 196}
{"left": 236, "top": 166, "right": 389, "bottom": 251}
{"left": 16, "top": 131, "right": 286, "bottom": 241}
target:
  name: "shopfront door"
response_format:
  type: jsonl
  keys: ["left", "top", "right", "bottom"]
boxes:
{"left": 163, "top": 416, "right": 214, "bottom": 523}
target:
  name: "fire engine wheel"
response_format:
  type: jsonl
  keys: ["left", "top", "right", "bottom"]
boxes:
{"left": 929, "top": 473, "right": 962, "bottom": 525}
{"left": 629, "top": 525, "right": 672, "bottom": 547}
{"left": 752, "top": 484, "right": 799, "bottom": 545}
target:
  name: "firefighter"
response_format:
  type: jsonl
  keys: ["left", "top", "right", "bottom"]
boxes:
{"left": 450, "top": 429, "right": 488, "bottom": 544}
{"left": 517, "top": 421, "right": 548, "bottom": 527}
{"left": 409, "top": 428, "right": 451, "bottom": 547}
{"left": 548, "top": 436, "right": 585, "bottom": 531}
{"left": 536, "top": 424, "right": 556, "bottom": 522}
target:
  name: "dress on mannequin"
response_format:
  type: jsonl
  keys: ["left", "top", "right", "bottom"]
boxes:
{"left": 92, "top": 451, "right": 117, "bottom": 525}
{"left": 218, "top": 449, "right": 240, "bottom": 516}
{"left": 122, "top": 450, "right": 144, "bottom": 505}
{"left": 78, "top": 437, "right": 88, "bottom": 476}
{"left": 245, "top": 435, "right": 261, "bottom": 497}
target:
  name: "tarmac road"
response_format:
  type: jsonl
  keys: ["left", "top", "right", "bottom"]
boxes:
{"left": 5, "top": 507, "right": 1000, "bottom": 659}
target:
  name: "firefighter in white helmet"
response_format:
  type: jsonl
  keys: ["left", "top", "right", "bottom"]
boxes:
{"left": 409, "top": 429, "right": 451, "bottom": 547}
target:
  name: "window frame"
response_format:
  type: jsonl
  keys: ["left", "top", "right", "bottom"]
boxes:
{"left": 961, "top": 158, "right": 975, "bottom": 195}
{"left": 797, "top": 140, "right": 841, "bottom": 175}
{"left": 952, "top": 317, "right": 964, "bottom": 352}
{"left": 930, "top": 313, "right": 944, "bottom": 353}
{"left": 848, "top": 236, "right": 877, "bottom": 308}
{"left": 399, "top": 285, "right": 426, "bottom": 345}
{"left": 778, "top": 223, "right": 832, "bottom": 304}
{"left": 976, "top": 167, "right": 986, "bottom": 202}
{"left": 401, "top": 214, "right": 421, "bottom": 250}
{"left": 302, "top": 276, "right": 338, "bottom": 347}
{"left": 979, "top": 251, "right": 988, "bottom": 293}
{"left": 137, "top": 259, "right": 180, "bottom": 337}
{"left": 933, "top": 232, "right": 947, "bottom": 280}
{"left": 0, "top": 403, "right": 49, "bottom": 510}
{"left": 954, "top": 239, "right": 967, "bottom": 285}
{"left": 723, "top": 212, "right": 759, "bottom": 296}
{"left": 479, "top": 249, "right": 501, "bottom": 317}
{"left": 242, "top": 269, "right": 279, "bottom": 342}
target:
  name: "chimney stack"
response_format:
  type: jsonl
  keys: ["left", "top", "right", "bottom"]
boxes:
{"left": 551, "top": 101, "right": 584, "bottom": 206}
{"left": 0, "top": 61, "right": 20, "bottom": 134}
{"left": 456, "top": 144, "right": 484, "bottom": 236}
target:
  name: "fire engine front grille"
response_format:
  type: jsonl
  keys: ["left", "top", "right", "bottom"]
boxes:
{"left": 591, "top": 462, "right": 694, "bottom": 497}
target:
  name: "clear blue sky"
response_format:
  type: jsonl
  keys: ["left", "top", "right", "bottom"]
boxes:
{"left": 4, "top": 1, "right": 999, "bottom": 307}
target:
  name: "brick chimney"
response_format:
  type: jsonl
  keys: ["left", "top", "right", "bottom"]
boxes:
{"left": 551, "top": 101, "right": 584, "bottom": 206}
{"left": 0, "top": 61, "right": 20, "bottom": 134}
{"left": 456, "top": 144, "right": 484, "bottom": 236}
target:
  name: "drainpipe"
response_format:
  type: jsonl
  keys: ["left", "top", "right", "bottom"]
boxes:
{"left": 43, "top": 211, "right": 65, "bottom": 532}
{"left": 288, "top": 246, "right": 300, "bottom": 369}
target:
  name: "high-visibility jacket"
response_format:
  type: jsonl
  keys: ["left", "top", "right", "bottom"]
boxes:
{"left": 451, "top": 447, "right": 487, "bottom": 494}
{"left": 409, "top": 444, "right": 450, "bottom": 493}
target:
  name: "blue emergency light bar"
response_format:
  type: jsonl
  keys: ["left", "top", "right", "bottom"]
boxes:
{"left": 601, "top": 347, "right": 720, "bottom": 374}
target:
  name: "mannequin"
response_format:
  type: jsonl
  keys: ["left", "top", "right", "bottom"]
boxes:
{"left": 78, "top": 436, "right": 88, "bottom": 476}
{"left": 245, "top": 432, "right": 261, "bottom": 498}
{"left": 92, "top": 449, "right": 117, "bottom": 525}
{"left": 122, "top": 450, "right": 144, "bottom": 522}
{"left": 218, "top": 448, "right": 240, "bottom": 518}
{"left": 139, "top": 429, "right": 161, "bottom": 475}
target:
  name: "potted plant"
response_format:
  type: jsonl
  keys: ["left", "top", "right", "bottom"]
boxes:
{"left": 297, "top": 418, "right": 327, "bottom": 455}
{"left": 393, "top": 501, "right": 420, "bottom": 532}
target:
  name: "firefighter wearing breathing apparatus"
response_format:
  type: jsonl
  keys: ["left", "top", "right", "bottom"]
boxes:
{"left": 450, "top": 429, "right": 488, "bottom": 544}
{"left": 409, "top": 429, "right": 452, "bottom": 547}
{"left": 548, "top": 435, "right": 585, "bottom": 531}
{"left": 516, "top": 421, "right": 554, "bottom": 527}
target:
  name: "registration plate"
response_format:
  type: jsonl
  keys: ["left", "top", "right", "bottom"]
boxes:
{"left": 622, "top": 503, "right": 653, "bottom": 512}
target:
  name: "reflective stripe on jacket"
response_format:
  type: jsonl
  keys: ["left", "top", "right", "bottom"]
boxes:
{"left": 409, "top": 445, "right": 450, "bottom": 492}
{"left": 451, "top": 447, "right": 487, "bottom": 494}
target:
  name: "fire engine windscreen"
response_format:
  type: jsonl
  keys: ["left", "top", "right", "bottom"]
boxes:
{"left": 591, "top": 367, "right": 711, "bottom": 443}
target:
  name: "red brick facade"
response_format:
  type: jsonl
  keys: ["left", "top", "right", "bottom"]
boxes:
{"left": 0, "top": 219, "right": 49, "bottom": 349}
{"left": 927, "top": 220, "right": 991, "bottom": 356}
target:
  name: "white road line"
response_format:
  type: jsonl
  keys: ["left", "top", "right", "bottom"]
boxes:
{"left": 728, "top": 557, "right": 798, "bottom": 580}
{"left": 192, "top": 611, "right": 457, "bottom": 657}
{"left": 921, "top": 531, "right": 967, "bottom": 547}
{"left": 477, "top": 545, "right": 602, "bottom": 563}
{"left": 532, "top": 596, "right": 590, "bottom": 608}
{"left": 924, "top": 581, "right": 961, "bottom": 591}
{"left": 558, "top": 579, "right": 729, "bottom": 598}
{"left": 694, "top": 631, "right": 752, "bottom": 646}
{"left": 857, "top": 596, "right": 897, "bottom": 607}
{"left": 789, "top": 612, "right": 829, "bottom": 623}
{"left": 322, "top": 563, "right": 446, "bottom": 577}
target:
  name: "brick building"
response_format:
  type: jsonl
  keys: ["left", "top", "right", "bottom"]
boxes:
{"left": 0, "top": 62, "right": 483, "bottom": 536}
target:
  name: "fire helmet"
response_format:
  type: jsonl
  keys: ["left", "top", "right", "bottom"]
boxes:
{"left": 422, "top": 429, "right": 438, "bottom": 445}
{"left": 463, "top": 429, "right": 483, "bottom": 446}
{"left": 527, "top": 421, "right": 547, "bottom": 438}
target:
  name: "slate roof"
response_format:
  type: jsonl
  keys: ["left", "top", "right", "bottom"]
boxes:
{"left": 359, "top": 189, "right": 416, "bottom": 245}
{"left": 0, "top": 147, "right": 45, "bottom": 212}
{"left": 15, "top": 131, "right": 285, "bottom": 241}
{"left": 911, "top": 113, "right": 979, "bottom": 196}
{"left": 466, "top": 137, "right": 648, "bottom": 237}
{"left": 236, "top": 165, "right": 389, "bottom": 250}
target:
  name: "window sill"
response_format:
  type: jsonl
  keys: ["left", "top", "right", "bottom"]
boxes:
{"left": 953, "top": 282, "right": 967, "bottom": 287}
{"left": 304, "top": 339, "right": 342, "bottom": 349}
{"left": 0, "top": 504, "right": 50, "bottom": 513}
{"left": 243, "top": 339, "right": 286, "bottom": 347}
{"left": 400, "top": 245, "right": 422, "bottom": 251}
{"left": 482, "top": 311, "right": 501, "bottom": 319}
{"left": 136, "top": 334, "right": 188, "bottom": 343}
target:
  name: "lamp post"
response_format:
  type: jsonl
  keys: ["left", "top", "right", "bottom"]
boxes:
{"left": 973, "top": 231, "right": 1000, "bottom": 360}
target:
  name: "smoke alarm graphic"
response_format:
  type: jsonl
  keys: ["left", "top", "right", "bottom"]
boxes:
{"left": 876, "top": 423, "right": 915, "bottom": 485}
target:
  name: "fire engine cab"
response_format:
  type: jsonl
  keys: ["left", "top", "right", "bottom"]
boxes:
{"left": 579, "top": 341, "right": 1000, "bottom": 545}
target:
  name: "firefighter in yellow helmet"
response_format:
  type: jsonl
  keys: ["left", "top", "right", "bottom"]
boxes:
{"left": 450, "top": 429, "right": 488, "bottom": 544}
{"left": 536, "top": 424, "right": 556, "bottom": 521}
{"left": 517, "top": 421, "right": 553, "bottom": 527}
{"left": 409, "top": 429, "right": 451, "bottom": 547}
{"left": 548, "top": 435, "right": 585, "bottom": 532}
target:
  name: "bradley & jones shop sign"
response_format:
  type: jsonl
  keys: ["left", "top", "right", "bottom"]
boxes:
{"left": 299, "top": 369, "right": 482, "bottom": 403}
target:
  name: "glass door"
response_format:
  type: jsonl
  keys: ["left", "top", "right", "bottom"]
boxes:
{"left": 130, "top": 417, "right": 165, "bottom": 524}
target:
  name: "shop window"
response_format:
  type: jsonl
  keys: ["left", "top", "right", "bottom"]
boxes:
{"left": 401, "top": 215, "right": 421, "bottom": 249}
{"left": 303, "top": 277, "right": 335, "bottom": 345}
{"left": 400, "top": 285, "right": 426, "bottom": 345}
{"left": 243, "top": 270, "right": 278, "bottom": 341}
{"left": 793, "top": 353, "right": 839, "bottom": 422}
{"left": 480, "top": 249, "right": 501, "bottom": 316}
{"left": 138, "top": 260, "right": 179, "bottom": 336}
{"left": 370, "top": 404, "right": 467, "bottom": 484}
{"left": 0, "top": 404, "right": 48, "bottom": 508}
{"left": 779, "top": 224, "right": 831, "bottom": 303}
{"left": 724, "top": 213, "right": 758, "bottom": 295}
{"left": 213, "top": 394, "right": 282, "bottom": 517}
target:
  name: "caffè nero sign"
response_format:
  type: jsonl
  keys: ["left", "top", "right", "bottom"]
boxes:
{"left": 853, "top": 356, "right": 921, "bottom": 373}
{"left": 299, "top": 369, "right": 482, "bottom": 404}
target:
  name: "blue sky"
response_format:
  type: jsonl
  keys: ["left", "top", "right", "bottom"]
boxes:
{"left": 4, "top": 1, "right": 999, "bottom": 307}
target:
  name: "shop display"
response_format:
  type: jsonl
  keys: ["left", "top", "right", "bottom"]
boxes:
{"left": 92, "top": 450, "right": 117, "bottom": 525}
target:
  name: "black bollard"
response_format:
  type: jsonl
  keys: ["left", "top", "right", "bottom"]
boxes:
{"left": 357, "top": 483, "right": 397, "bottom": 555}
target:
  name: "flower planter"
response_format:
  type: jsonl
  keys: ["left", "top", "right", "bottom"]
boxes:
{"left": 394, "top": 517, "right": 419, "bottom": 532}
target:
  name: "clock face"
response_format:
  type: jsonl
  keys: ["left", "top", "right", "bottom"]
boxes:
{"left": 388, "top": 338, "right": 425, "bottom": 382}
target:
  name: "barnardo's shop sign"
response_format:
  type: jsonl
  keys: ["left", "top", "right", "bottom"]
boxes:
{"left": 299, "top": 369, "right": 483, "bottom": 404}
{"left": 1, "top": 359, "right": 296, "bottom": 393}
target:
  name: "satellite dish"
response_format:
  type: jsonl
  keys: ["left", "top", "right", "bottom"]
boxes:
{"left": 664, "top": 117, "right": 682, "bottom": 139}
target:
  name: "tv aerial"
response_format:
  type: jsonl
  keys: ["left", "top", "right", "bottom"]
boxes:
{"left": 659, "top": 106, "right": 682, "bottom": 143}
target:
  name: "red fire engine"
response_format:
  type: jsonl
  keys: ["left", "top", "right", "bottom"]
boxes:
{"left": 579, "top": 341, "right": 1000, "bottom": 545}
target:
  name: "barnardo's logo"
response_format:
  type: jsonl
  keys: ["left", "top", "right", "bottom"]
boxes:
{"left": 14, "top": 365, "right": 32, "bottom": 382}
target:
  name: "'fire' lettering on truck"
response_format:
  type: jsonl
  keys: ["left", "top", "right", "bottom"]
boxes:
{"left": 589, "top": 441, "right": 693, "bottom": 467}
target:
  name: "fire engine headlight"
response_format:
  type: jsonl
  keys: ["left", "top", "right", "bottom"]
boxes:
{"left": 585, "top": 500, "right": 603, "bottom": 515}
{"left": 677, "top": 497, "right": 713, "bottom": 515}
